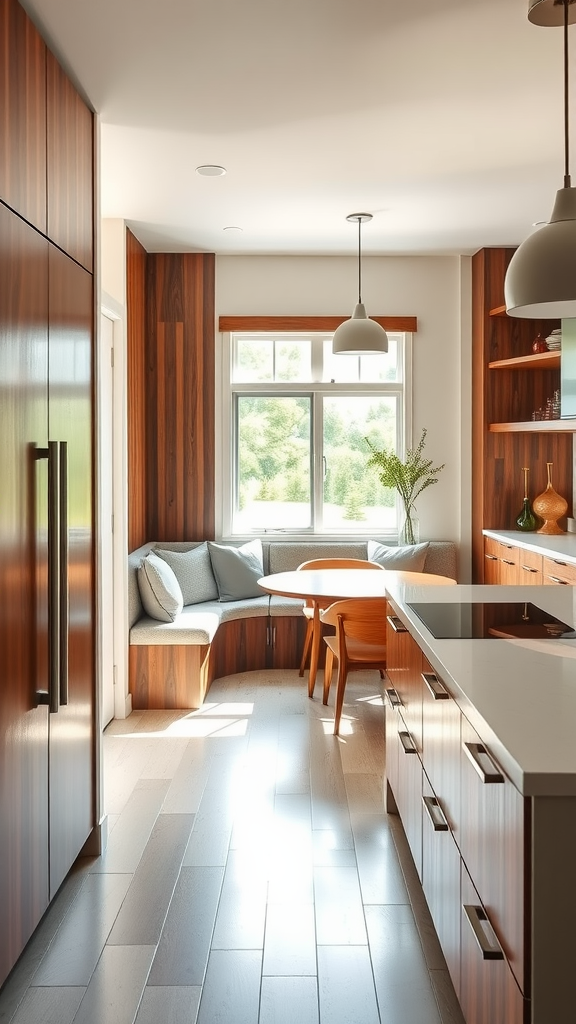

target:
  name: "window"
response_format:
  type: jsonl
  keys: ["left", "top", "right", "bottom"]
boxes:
{"left": 219, "top": 331, "right": 412, "bottom": 537}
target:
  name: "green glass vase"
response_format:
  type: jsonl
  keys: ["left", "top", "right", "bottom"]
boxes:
{"left": 515, "top": 467, "right": 538, "bottom": 532}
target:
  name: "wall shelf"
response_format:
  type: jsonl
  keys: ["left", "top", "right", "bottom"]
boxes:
{"left": 489, "top": 420, "right": 576, "bottom": 433}
{"left": 488, "top": 351, "right": 560, "bottom": 371}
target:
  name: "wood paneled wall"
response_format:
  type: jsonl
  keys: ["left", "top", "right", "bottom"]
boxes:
{"left": 46, "top": 51, "right": 93, "bottom": 272}
{"left": 127, "top": 246, "right": 216, "bottom": 545}
{"left": 0, "top": 0, "right": 47, "bottom": 232}
{"left": 471, "top": 248, "right": 573, "bottom": 581}
{"left": 127, "top": 229, "right": 148, "bottom": 552}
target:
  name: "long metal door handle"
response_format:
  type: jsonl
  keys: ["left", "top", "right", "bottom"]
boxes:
{"left": 59, "top": 441, "right": 69, "bottom": 706}
{"left": 48, "top": 440, "right": 60, "bottom": 714}
{"left": 422, "top": 795, "right": 449, "bottom": 831}
{"left": 399, "top": 730, "right": 417, "bottom": 754}
{"left": 463, "top": 904, "right": 504, "bottom": 960}
{"left": 421, "top": 672, "right": 450, "bottom": 700}
{"left": 386, "top": 614, "right": 407, "bottom": 633}
{"left": 385, "top": 687, "right": 402, "bottom": 708}
{"left": 462, "top": 742, "right": 503, "bottom": 784}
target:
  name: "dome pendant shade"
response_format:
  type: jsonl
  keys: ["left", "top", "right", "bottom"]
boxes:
{"left": 332, "top": 212, "right": 388, "bottom": 355}
{"left": 528, "top": 0, "right": 576, "bottom": 27}
{"left": 504, "top": 190, "right": 576, "bottom": 318}
{"left": 332, "top": 303, "right": 388, "bottom": 354}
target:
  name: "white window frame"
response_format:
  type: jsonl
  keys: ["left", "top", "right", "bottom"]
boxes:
{"left": 215, "top": 330, "right": 413, "bottom": 541}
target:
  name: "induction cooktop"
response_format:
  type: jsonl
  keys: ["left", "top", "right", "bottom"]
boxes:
{"left": 406, "top": 602, "right": 576, "bottom": 640}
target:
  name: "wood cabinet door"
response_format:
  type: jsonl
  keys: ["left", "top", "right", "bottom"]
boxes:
{"left": 269, "top": 615, "right": 308, "bottom": 669}
{"left": 386, "top": 607, "right": 422, "bottom": 750}
{"left": 0, "top": 0, "right": 46, "bottom": 232}
{"left": 0, "top": 206, "right": 50, "bottom": 985}
{"left": 211, "top": 617, "right": 268, "bottom": 678}
{"left": 459, "top": 716, "right": 528, "bottom": 995}
{"left": 47, "top": 245, "right": 94, "bottom": 896}
{"left": 542, "top": 555, "right": 576, "bottom": 585}
{"left": 460, "top": 865, "right": 527, "bottom": 1024}
{"left": 421, "top": 657, "right": 461, "bottom": 839}
{"left": 421, "top": 773, "right": 461, "bottom": 996}
{"left": 46, "top": 51, "right": 93, "bottom": 271}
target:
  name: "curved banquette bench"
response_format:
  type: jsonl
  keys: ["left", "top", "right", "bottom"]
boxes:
{"left": 128, "top": 539, "right": 457, "bottom": 710}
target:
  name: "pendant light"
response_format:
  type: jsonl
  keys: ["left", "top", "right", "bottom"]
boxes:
{"left": 505, "top": 0, "right": 576, "bottom": 318}
{"left": 332, "top": 213, "right": 388, "bottom": 354}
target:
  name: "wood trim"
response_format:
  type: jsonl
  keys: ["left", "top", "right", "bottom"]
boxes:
{"left": 218, "top": 315, "right": 417, "bottom": 333}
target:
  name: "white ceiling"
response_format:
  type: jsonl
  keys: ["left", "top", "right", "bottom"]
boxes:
{"left": 21, "top": 0, "right": 575, "bottom": 256}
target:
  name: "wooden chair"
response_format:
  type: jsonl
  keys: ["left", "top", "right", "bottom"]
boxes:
{"left": 320, "top": 598, "right": 388, "bottom": 735}
{"left": 296, "top": 558, "right": 385, "bottom": 697}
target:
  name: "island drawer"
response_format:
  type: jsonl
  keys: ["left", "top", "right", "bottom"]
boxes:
{"left": 460, "top": 716, "right": 529, "bottom": 995}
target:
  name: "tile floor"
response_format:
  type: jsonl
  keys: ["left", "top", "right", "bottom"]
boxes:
{"left": 0, "top": 669, "right": 465, "bottom": 1024}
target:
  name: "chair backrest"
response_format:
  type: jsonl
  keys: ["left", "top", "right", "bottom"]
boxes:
{"left": 297, "top": 557, "right": 385, "bottom": 571}
{"left": 320, "top": 598, "right": 388, "bottom": 645}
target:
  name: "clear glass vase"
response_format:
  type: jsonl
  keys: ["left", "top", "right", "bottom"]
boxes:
{"left": 399, "top": 508, "right": 419, "bottom": 545}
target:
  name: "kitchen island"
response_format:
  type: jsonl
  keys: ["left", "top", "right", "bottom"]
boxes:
{"left": 383, "top": 579, "right": 576, "bottom": 1024}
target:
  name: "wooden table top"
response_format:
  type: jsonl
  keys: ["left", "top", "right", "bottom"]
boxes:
{"left": 258, "top": 568, "right": 455, "bottom": 602}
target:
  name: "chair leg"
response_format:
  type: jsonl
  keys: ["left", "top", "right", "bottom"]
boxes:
{"left": 323, "top": 647, "right": 335, "bottom": 705}
{"left": 298, "top": 617, "right": 313, "bottom": 677}
{"left": 308, "top": 605, "right": 321, "bottom": 698}
{"left": 333, "top": 662, "right": 348, "bottom": 735}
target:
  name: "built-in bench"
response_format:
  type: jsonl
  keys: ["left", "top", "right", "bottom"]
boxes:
{"left": 128, "top": 539, "right": 458, "bottom": 709}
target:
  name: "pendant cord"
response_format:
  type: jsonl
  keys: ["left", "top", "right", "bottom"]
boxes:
{"left": 564, "top": 0, "right": 571, "bottom": 187}
{"left": 357, "top": 217, "right": 362, "bottom": 304}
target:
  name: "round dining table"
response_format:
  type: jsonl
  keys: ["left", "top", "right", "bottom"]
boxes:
{"left": 258, "top": 568, "right": 455, "bottom": 696}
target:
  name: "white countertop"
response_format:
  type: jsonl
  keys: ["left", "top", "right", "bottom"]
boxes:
{"left": 483, "top": 529, "right": 576, "bottom": 563}
{"left": 384, "top": 580, "right": 576, "bottom": 798}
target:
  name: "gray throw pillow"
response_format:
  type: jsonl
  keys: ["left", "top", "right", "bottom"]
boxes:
{"left": 154, "top": 543, "right": 219, "bottom": 604}
{"left": 367, "top": 539, "right": 430, "bottom": 572}
{"left": 208, "top": 539, "right": 265, "bottom": 601}
{"left": 137, "top": 551, "right": 184, "bottom": 622}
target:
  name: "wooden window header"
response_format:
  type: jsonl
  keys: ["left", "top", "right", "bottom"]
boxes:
{"left": 218, "top": 315, "right": 417, "bottom": 333}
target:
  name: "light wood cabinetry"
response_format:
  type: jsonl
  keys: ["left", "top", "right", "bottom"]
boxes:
{"left": 483, "top": 537, "right": 546, "bottom": 585}
{"left": 542, "top": 555, "right": 576, "bottom": 585}
{"left": 471, "top": 248, "right": 573, "bottom": 582}
{"left": 385, "top": 602, "right": 530, "bottom": 1024}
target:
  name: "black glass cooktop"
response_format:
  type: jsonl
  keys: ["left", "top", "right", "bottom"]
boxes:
{"left": 407, "top": 602, "right": 576, "bottom": 640}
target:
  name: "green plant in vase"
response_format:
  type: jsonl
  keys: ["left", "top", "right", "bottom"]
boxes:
{"left": 365, "top": 428, "right": 445, "bottom": 545}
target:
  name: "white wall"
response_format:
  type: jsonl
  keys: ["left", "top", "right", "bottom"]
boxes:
{"left": 216, "top": 254, "right": 469, "bottom": 561}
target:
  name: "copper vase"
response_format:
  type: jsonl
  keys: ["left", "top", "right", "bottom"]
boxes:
{"left": 533, "top": 463, "right": 567, "bottom": 535}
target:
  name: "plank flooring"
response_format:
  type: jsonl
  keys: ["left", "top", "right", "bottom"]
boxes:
{"left": 0, "top": 669, "right": 465, "bottom": 1024}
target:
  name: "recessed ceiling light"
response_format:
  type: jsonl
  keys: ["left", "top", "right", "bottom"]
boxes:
{"left": 223, "top": 225, "right": 243, "bottom": 232}
{"left": 196, "top": 164, "right": 226, "bottom": 177}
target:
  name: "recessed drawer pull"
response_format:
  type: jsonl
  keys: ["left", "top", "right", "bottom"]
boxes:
{"left": 485, "top": 554, "right": 498, "bottom": 561}
{"left": 387, "top": 614, "right": 407, "bottom": 633}
{"left": 399, "top": 730, "right": 417, "bottom": 754}
{"left": 502, "top": 559, "right": 515, "bottom": 566}
{"left": 421, "top": 671, "right": 450, "bottom": 700}
{"left": 547, "top": 575, "right": 570, "bottom": 585}
{"left": 521, "top": 565, "right": 538, "bottom": 573}
{"left": 463, "top": 742, "right": 504, "bottom": 784}
{"left": 463, "top": 904, "right": 505, "bottom": 961}
{"left": 422, "top": 795, "right": 449, "bottom": 831}
{"left": 385, "top": 687, "right": 403, "bottom": 708}
{"left": 552, "top": 559, "right": 568, "bottom": 567}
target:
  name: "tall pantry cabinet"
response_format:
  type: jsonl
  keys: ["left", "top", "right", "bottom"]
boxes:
{"left": 0, "top": 0, "right": 96, "bottom": 987}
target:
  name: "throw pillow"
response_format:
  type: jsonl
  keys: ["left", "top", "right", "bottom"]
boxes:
{"left": 137, "top": 551, "right": 184, "bottom": 622}
{"left": 207, "top": 539, "right": 265, "bottom": 601}
{"left": 367, "top": 539, "right": 430, "bottom": 572}
{"left": 154, "top": 543, "right": 219, "bottom": 604}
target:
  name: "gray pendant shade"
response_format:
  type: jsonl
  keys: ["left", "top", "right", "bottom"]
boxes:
{"left": 504, "top": 187, "right": 576, "bottom": 317}
{"left": 505, "top": 0, "right": 576, "bottom": 317}
{"left": 332, "top": 303, "right": 388, "bottom": 354}
{"left": 332, "top": 213, "right": 388, "bottom": 354}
